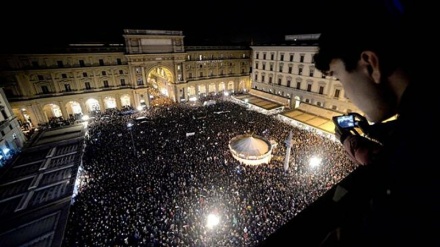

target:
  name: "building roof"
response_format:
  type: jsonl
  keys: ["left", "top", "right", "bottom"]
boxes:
{"left": 0, "top": 124, "right": 85, "bottom": 247}
{"left": 229, "top": 134, "right": 271, "bottom": 156}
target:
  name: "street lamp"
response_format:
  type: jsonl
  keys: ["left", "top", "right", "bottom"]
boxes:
{"left": 127, "top": 122, "right": 137, "bottom": 156}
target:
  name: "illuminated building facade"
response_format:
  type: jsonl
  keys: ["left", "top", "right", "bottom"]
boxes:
{"left": 0, "top": 88, "right": 26, "bottom": 167}
{"left": 250, "top": 34, "right": 360, "bottom": 119}
{"left": 0, "top": 30, "right": 251, "bottom": 126}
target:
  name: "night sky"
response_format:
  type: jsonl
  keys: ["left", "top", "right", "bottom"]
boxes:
{"left": 1, "top": 1, "right": 329, "bottom": 51}
{"left": 1, "top": 0, "right": 422, "bottom": 53}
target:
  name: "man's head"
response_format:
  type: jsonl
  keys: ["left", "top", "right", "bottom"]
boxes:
{"left": 313, "top": 0, "right": 413, "bottom": 123}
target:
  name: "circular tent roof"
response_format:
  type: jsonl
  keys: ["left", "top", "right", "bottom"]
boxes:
{"left": 229, "top": 134, "right": 273, "bottom": 166}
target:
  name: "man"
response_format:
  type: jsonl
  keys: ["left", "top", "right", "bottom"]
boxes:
{"left": 314, "top": 0, "right": 439, "bottom": 246}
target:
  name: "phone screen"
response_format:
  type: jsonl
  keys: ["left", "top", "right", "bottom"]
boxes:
{"left": 336, "top": 115, "right": 355, "bottom": 128}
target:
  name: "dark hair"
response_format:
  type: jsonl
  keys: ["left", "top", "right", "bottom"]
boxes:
{"left": 314, "top": 0, "right": 412, "bottom": 77}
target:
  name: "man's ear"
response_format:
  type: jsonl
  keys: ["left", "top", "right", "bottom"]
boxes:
{"left": 361, "top": 51, "right": 381, "bottom": 84}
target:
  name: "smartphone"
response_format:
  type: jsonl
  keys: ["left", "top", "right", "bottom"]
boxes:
{"left": 333, "top": 115, "right": 356, "bottom": 129}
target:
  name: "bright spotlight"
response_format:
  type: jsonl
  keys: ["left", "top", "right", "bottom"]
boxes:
{"left": 309, "top": 156, "right": 322, "bottom": 168}
{"left": 137, "top": 106, "right": 143, "bottom": 111}
{"left": 127, "top": 122, "right": 134, "bottom": 128}
{"left": 206, "top": 213, "right": 220, "bottom": 229}
{"left": 81, "top": 115, "right": 90, "bottom": 121}
{"left": 224, "top": 91, "right": 229, "bottom": 96}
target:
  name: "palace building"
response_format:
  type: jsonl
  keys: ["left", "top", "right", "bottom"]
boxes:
{"left": 0, "top": 29, "right": 252, "bottom": 126}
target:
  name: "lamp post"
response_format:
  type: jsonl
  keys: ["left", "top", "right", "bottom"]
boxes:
{"left": 127, "top": 122, "right": 136, "bottom": 156}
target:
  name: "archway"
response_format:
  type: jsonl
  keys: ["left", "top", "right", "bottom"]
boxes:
{"left": 187, "top": 86, "right": 196, "bottom": 96}
{"left": 86, "top": 98, "right": 100, "bottom": 114}
{"left": 42, "top": 103, "right": 62, "bottom": 122}
{"left": 208, "top": 83, "right": 216, "bottom": 94}
{"left": 198, "top": 85, "right": 206, "bottom": 95}
{"left": 294, "top": 96, "right": 301, "bottom": 109}
{"left": 121, "top": 94, "right": 131, "bottom": 107}
{"left": 104, "top": 96, "right": 117, "bottom": 110}
{"left": 219, "top": 82, "right": 226, "bottom": 92}
{"left": 65, "top": 101, "right": 83, "bottom": 120}
{"left": 147, "top": 66, "right": 174, "bottom": 97}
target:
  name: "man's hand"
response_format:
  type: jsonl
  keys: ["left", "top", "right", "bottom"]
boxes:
{"left": 332, "top": 115, "right": 353, "bottom": 143}
{"left": 334, "top": 124, "right": 351, "bottom": 143}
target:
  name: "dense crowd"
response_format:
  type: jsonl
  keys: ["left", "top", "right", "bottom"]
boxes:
{"left": 62, "top": 96, "right": 359, "bottom": 247}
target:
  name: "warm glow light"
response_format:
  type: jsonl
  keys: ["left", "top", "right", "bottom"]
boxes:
{"left": 206, "top": 213, "right": 220, "bottom": 229}
{"left": 137, "top": 106, "right": 143, "bottom": 111}
{"left": 309, "top": 156, "right": 322, "bottom": 168}
{"left": 224, "top": 92, "right": 229, "bottom": 96}
{"left": 81, "top": 115, "right": 90, "bottom": 121}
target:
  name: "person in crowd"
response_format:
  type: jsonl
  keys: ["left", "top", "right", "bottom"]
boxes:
{"left": 314, "top": 0, "right": 439, "bottom": 246}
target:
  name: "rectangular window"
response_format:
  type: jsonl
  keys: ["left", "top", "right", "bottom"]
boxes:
{"left": 119, "top": 70, "right": 123, "bottom": 75}
{"left": 99, "top": 59, "right": 104, "bottom": 66}
{"left": 255, "top": 62, "right": 259, "bottom": 69}
{"left": 262, "top": 75, "right": 265, "bottom": 82}
{"left": 117, "top": 58, "right": 122, "bottom": 65}
{"left": 263, "top": 53, "right": 266, "bottom": 59}
{"left": 120, "top": 79, "right": 126, "bottom": 86}
{"left": 262, "top": 64, "right": 266, "bottom": 70}
{"left": 41, "top": 86, "right": 49, "bottom": 93}
{"left": 85, "top": 82, "right": 91, "bottom": 90}
{"left": 309, "top": 69, "right": 314, "bottom": 77}
{"left": 319, "top": 86, "right": 324, "bottom": 94}
{"left": 79, "top": 60, "right": 85, "bottom": 67}
{"left": 254, "top": 74, "right": 258, "bottom": 81}
{"left": 103, "top": 80, "right": 109, "bottom": 88}
{"left": 102, "top": 71, "right": 106, "bottom": 76}
{"left": 57, "top": 61, "right": 64, "bottom": 68}
{"left": 1, "top": 110, "right": 8, "bottom": 119}
{"left": 279, "top": 66, "right": 283, "bottom": 72}
{"left": 296, "top": 82, "right": 301, "bottom": 89}
{"left": 287, "top": 80, "right": 291, "bottom": 87}
{"left": 278, "top": 78, "right": 282, "bottom": 85}
{"left": 62, "top": 74, "right": 67, "bottom": 79}
{"left": 290, "top": 54, "right": 294, "bottom": 62}
{"left": 65, "top": 84, "right": 71, "bottom": 92}
{"left": 83, "top": 72, "right": 88, "bottom": 77}
{"left": 280, "top": 54, "right": 284, "bottom": 61}
{"left": 38, "top": 75, "right": 44, "bottom": 80}
{"left": 270, "top": 64, "right": 273, "bottom": 71}
{"left": 334, "top": 89, "right": 341, "bottom": 98}
{"left": 269, "top": 77, "right": 272, "bottom": 84}
{"left": 256, "top": 53, "right": 259, "bottom": 59}
{"left": 307, "top": 84, "right": 312, "bottom": 92}
{"left": 300, "top": 55, "right": 305, "bottom": 63}
{"left": 188, "top": 72, "right": 192, "bottom": 78}
{"left": 298, "top": 67, "right": 303, "bottom": 75}
{"left": 199, "top": 72, "right": 203, "bottom": 77}
{"left": 271, "top": 54, "right": 274, "bottom": 60}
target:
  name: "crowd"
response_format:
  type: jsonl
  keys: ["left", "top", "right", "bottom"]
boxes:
{"left": 62, "top": 96, "right": 359, "bottom": 247}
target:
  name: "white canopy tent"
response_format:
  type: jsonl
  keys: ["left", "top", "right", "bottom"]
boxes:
{"left": 228, "top": 134, "right": 273, "bottom": 166}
